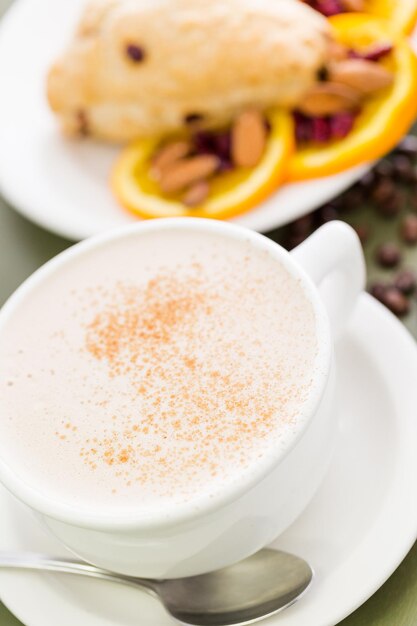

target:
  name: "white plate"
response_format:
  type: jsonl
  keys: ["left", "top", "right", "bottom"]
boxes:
{"left": 0, "top": 293, "right": 416, "bottom": 626}
{"left": 0, "top": 0, "right": 370, "bottom": 241}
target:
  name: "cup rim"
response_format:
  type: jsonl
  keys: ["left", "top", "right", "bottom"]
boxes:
{"left": 0, "top": 218, "right": 332, "bottom": 531}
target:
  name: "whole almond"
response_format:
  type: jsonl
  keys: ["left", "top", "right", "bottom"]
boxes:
{"left": 299, "top": 82, "right": 361, "bottom": 117}
{"left": 329, "top": 60, "right": 394, "bottom": 95}
{"left": 160, "top": 155, "right": 219, "bottom": 193}
{"left": 327, "top": 39, "right": 349, "bottom": 62}
{"left": 232, "top": 109, "right": 267, "bottom": 168}
{"left": 183, "top": 180, "right": 210, "bottom": 207}
{"left": 150, "top": 140, "right": 191, "bottom": 180}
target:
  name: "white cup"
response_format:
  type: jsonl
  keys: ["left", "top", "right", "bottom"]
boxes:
{"left": 0, "top": 218, "right": 365, "bottom": 578}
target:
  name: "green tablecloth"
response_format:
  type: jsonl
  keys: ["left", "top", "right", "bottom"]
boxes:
{"left": 0, "top": 1, "right": 416, "bottom": 624}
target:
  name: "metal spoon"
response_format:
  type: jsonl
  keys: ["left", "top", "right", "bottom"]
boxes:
{"left": 0, "top": 548, "right": 312, "bottom": 625}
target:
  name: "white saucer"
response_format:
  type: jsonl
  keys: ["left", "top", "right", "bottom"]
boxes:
{"left": 0, "top": 0, "right": 369, "bottom": 241}
{"left": 0, "top": 293, "right": 416, "bottom": 626}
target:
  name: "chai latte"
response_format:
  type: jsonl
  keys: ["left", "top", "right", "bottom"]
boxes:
{"left": 0, "top": 228, "right": 319, "bottom": 514}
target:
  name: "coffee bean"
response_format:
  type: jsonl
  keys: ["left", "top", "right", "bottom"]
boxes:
{"left": 375, "top": 190, "right": 403, "bottom": 218}
{"left": 400, "top": 214, "right": 417, "bottom": 244}
{"left": 409, "top": 191, "right": 417, "bottom": 213}
{"left": 353, "top": 223, "right": 371, "bottom": 245}
{"left": 375, "top": 159, "right": 394, "bottom": 179}
{"left": 317, "top": 204, "right": 339, "bottom": 224}
{"left": 340, "top": 187, "right": 364, "bottom": 211}
{"left": 394, "top": 269, "right": 416, "bottom": 295}
{"left": 375, "top": 242, "right": 402, "bottom": 268}
{"left": 381, "top": 287, "right": 410, "bottom": 317}
{"left": 359, "top": 170, "right": 377, "bottom": 193}
{"left": 327, "top": 195, "right": 345, "bottom": 211}
{"left": 286, "top": 233, "right": 308, "bottom": 250}
{"left": 369, "top": 281, "right": 386, "bottom": 302}
{"left": 371, "top": 178, "right": 396, "bottom": 205}
{"left": 392, "top": 154, "right": 415, "bottom": 183}
{"left": 396, "top": 135, "right": 417, "bottom": 157}
{"left": 289, "top": 214, "right": 314, "bottom": 237}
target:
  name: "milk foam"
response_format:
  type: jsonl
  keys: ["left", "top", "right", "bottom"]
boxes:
{"left": 0, "top": 230, "right": 319, "bottom": 514}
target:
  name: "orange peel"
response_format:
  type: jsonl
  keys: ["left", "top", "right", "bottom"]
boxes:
{"left": 111, "top": 110, "right": 294, "bottom": 220}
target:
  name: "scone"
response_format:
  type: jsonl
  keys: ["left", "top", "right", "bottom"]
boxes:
{"left": 47, "top": 0, "right": 330, "bottom": 143}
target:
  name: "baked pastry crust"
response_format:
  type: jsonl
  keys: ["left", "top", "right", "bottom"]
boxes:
{"left": 47, "top": 0, "right": 330, "bottom": 143}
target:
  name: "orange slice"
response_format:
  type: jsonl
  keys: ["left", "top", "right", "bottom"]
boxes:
{"left": 289, "top": 14, "right": 417, "bottom": 181}
{"left": 366, "top": 0, "right": 417, "bottom": 35}
{"left": 111, "top": 110, "right": 294, "bottom": 220}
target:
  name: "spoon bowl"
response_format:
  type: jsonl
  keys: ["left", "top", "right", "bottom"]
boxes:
{"left": 158, "top": 548, "right": 313, "bottom": 625}
{"left": 0, "top": 548, "right": 313, "bottom": 626}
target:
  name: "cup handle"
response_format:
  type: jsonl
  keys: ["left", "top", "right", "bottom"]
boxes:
{"left": 290, "top": 221, "right": 366, "bottom": 338}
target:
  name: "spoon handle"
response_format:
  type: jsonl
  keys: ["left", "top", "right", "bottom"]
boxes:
{"left": 0, "top": 552, "right": 156, "bottom": 593}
